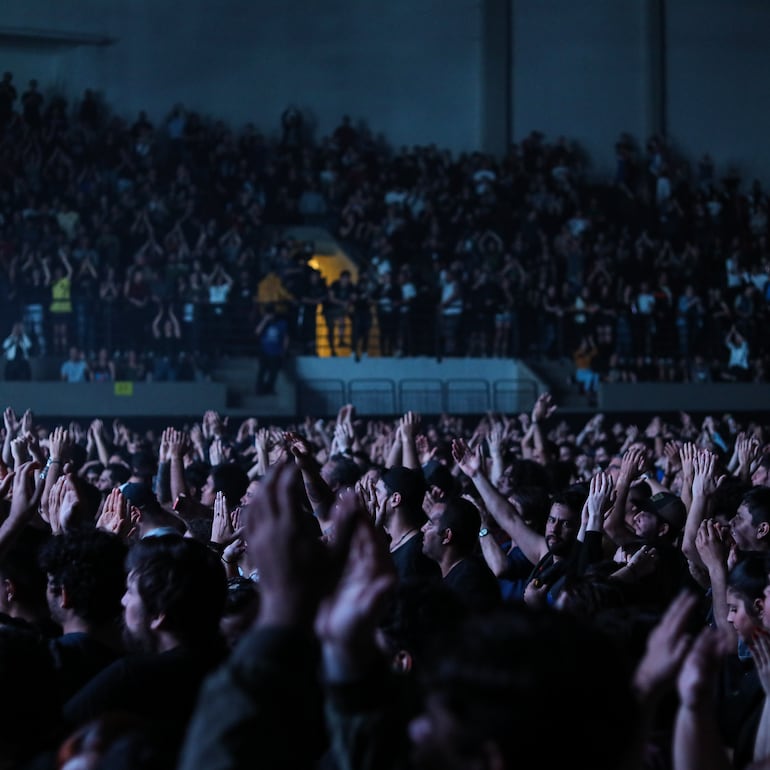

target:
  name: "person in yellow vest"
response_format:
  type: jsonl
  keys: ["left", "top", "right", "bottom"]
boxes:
{"left": 256, "top": 270, "right": 295, "bottom": 318}
{"left": 45, "top": 252, "right": 73, "bottom": 355}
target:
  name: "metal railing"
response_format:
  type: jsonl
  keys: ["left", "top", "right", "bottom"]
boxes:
{"left": 296, "top": 377, "right": 540, "bottom": 417}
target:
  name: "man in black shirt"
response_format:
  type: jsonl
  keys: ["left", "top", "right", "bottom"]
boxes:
{"left": 376, "top": 466, "right": 439, "bottom": 582}
{"left": 421, "top": 496, "right": 501, "bottom": 612}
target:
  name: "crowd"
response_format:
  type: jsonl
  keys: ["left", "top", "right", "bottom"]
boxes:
{"left": 2, "top": 73, "right": 770, "bottom": 383}
{"left": 1, "top": 395, "right": 770, "bottom": 768}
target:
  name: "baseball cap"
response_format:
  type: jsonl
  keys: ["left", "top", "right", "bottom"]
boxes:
{"left": 381, "top": 466, "right": 427, "bottom": 510}
{"left": 637, "top": 492, "right": 686, "bottom": 532}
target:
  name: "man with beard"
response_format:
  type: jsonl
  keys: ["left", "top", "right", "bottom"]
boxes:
{"left": 63, "top": 534, "right": 227, "bottom": 764}
{"left": 177, "top": 462, "right": 638, "bottom": 770}
{"left": 451, "top": 437, "right": 584, "bottom": 607}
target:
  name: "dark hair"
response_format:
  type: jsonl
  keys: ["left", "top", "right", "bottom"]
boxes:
{"left": 510, "top": 486, "right": 550, "bottom": 532}
{"left": 727, "top": 553, "right": 768, "bottom": 614}
{"left": 508, "top": 458, "right": 550, "bottom": 491}
{"left": 545, "top": 460, "right": 577, "bottom": 492}
{"left": 708, "top": 476, "right": 751, "bottom": 521}
{"left": 223, "top": 577, "right": 260, "bottom": 617}
{"left": 325, "top": 456, "right": 363, "bottom": 490}
{"left": 438, "top": 497, "right": 481, "bottom": 556}
{"left": 130, "top": 450, "right": 157, "bottom": 479}
{"left": 210, "top": 463, "right": 249, "bottom": 509}
{"left": 382, "top": 466, "right": 427, "bottom": 516}
{"left": 740, "top": 486, "right": 770, "bottom": 526}
{"left": 39, "top": 529, "right": 127, "bottom": 624}
{"left": 107, "top": 463, "right": 131, "bottom": 486}
{"left": 184, "top": 460, "right": 209, "bottom": 496}
{"left": 551, "top": 486, "right": 587, "bottom": 518}
{"left": 126, "top": 536, "right": 226, "bottom": 646}
{"left": 0, "top": 528, "right": 48, "bottom": 611}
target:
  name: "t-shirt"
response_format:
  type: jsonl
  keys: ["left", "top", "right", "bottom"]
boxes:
{"left": 443, "top": 557, "right": 501, "bottom": 612}
{"left": 259, "top": 318, "right": 288, "bottom": 357}
{"left": 61, "top": 359, "right": 88, "bottom": 382}
{"left": 390, "top": 532, "right": 440, "bottom": 583}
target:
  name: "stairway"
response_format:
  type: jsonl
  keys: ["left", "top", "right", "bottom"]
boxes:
{"left": 525, "top": 357, "right": 596, "bottom": 412}
{"left": 214, "top": 356, "right": 296, "bottom": 417}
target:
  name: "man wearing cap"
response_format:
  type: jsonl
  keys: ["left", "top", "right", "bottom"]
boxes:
{"left": 375, "top": 466, "right": 439, "bottom": 582}
{"left": 614, "top": 488, "right": 692, "bottom": 607}
{"left": 632, "top": 491, "right": 687, "bottom": 547}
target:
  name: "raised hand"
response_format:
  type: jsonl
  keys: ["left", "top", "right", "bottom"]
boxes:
{"left": 47, "top": 474, "right": 83, "bottom": 534}
{"left": 211, "top": 490, "right": 234, "bottom": 545}
{"left": 285, "top": 431, "right": 315, "bottom": 471}
{"left": 96, "top": 487, "right": 134, "bottom": 539}
{"left": 48, "top": 426, "right": 71, "bottom": 463}
{"left": 20, "top": 409, "right": 33, "bottom": 436}
{"left": 167, "top": 428, "right": 189, "bottom": 461}
{"left": 451, "top": 437, "right": 483, "bottom": 479}
{"left": 663, "top": 440, "right": 682, "bottom": 472}
{"left": 633, "top": 591, "right": 699, "bottom": 702}
{"left": 209, "top": 437, "right": 225, "bottom": 467}
{"left": 3, "top": 407, "right": 19, "bottom": 436}
{"left": 531, "top": 392, "right": 556, "bottom": 424}
{"left": 695, "top": 518, "right": 730, "bottom": 574}
{"left": 159, "top": 427, "right": 172, "bottom": 464}
{"left": 10, "top": 436, "right": 29, "bottom": 468}
{"left": 8, "top": 460, "right": 43, "bottom": 522}
{"left": 487, "top": 423, "right": 504, "bottom": 457}
{"left": 334, "top": 422, "right": 354, "bottom": 454}
{"left": 619, "top": 446, "right": 646, "bottom": 483}
{"left": 691, "top": 450, "right": 719, "bottom": 499}
{"left": 586, "top": 471, "right": 613, "bottom": 524}
{"left": 355, "top": 475, "right": 384, "bottom": 527}
{"left": 315, "top": 488, "right": 396, "bottom": 654}
{"left": 399, "top": 410, "right": 421, "bottom": 441}
{"left": 677, "top": 627, "right": 729, "bottom": 709}
{"left": 243, "top": 461, "right": 328, "bottom": 627}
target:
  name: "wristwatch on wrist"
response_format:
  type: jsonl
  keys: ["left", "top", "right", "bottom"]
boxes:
{"left": 478, "top": 527, "right": 489, "bottom": 538}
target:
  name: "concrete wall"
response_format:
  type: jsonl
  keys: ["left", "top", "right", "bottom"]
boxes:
{"left": 666, "top": 0, "right": 770, "bottom": 182}
{"left": 0, "top": 382, "right": 226, "bottom": 418}
{"left": 600, "top": 383, "right": 770, "bottom": 413}
{"left": 511, "top": 0, "right": 649, "bottom": 177}
{"left": 3, "top": 1, "right": 770, "bottom": 189}
{"left": 2, "top": 0, "right": 483, "bottom": 151}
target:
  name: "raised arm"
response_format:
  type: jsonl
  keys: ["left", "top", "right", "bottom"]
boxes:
{"left": 530, "top": 392, "right": 557, "bottom": 465}
{"left": 603, "top": 446, "right": 645, "bottom": 546}
{"left": 673, "top": 628, "right": 733, "bottom": 770}
{"left": 682, "top": 449, "right": 720, "bottom": 569}
{"left": 398, "top": 411, "right": 421, "bottom": 470}
{"left": 452, "top": 437, "right": 546, "bottom": 565}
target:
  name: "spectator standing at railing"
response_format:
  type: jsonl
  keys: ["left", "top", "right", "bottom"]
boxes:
{"left": 60, "top": 346, "right": 90, "bottom": 382}
{"left": 255, "top": 303, "right": 289, "bottom": 395}
{"left": 2, "top": 321, "right": 33, "bottom": 381}
{"left": 324, "top": 269, "right": 354, "bottom": 357}
{"left": 435, "top": 265, "right": 463, "bottom": 361}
